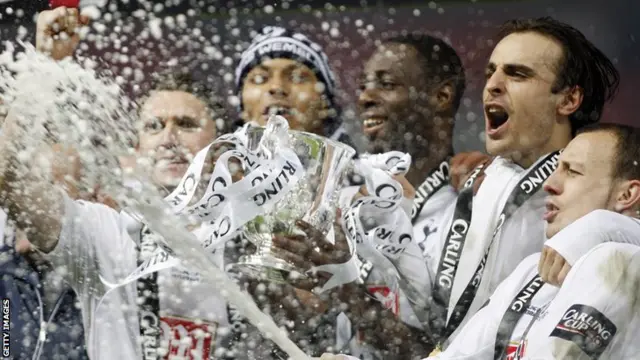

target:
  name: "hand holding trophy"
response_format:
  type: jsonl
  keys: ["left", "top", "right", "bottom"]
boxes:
{"left": 270, "top": 211, "right": 353, "bottom": 292}
{"left": 232, "top": 116, "right": 358, "bottom": 290}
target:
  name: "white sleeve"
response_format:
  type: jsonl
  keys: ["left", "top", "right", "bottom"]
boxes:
{"left": 428, "top": 254, "right": 540, "bottom": 360}
{"left": 522, "top": 243, "right": 640, "bottom": 360}
{"left": 544, "top": 210, "right": 640, "bottom": 266}
{"left": 43, "top": 192, "right": 136, "bottom": 298}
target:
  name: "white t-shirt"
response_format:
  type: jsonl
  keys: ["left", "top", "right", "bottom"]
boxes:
{"left": 429, "top": 210, "right": 640, "bottom": 360}
{"left": 46, "top": 194, "right": 231, "bottom": 360}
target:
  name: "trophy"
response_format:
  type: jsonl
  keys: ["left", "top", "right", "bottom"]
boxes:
{"left": 232, "top": 121, "right": 356, "bottom": 283}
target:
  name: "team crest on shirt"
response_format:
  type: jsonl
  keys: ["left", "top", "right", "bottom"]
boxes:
{"left": 506, "top": 340, "right": 527, "bottom": 360}
{"left": 160, "top": 316, "right": 218, "bottom": 359}
{"left": 367, "top": 286, "right": 399, "bottom": 315}
{"left": 549, "top": 304, "right": 617, "bottom": 358}
{"left": 418, "top": 218, "right": 438, "bottom": 256}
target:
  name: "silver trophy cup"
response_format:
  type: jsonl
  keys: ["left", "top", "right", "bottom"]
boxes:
{"left": 233, "top": 125, "right": 355, "bottom": 283}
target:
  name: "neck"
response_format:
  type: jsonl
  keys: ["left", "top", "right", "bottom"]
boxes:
{"left": 621, "top": 207, "right": 640, "bottom": 219}
{"left": 405, "top": 145, "right": 452, "bottom": 188}
{"left": 510, "top": 124, "right": 572, "bottom": 168}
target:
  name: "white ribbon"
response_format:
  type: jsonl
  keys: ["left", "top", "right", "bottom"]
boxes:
{"left": 103, "top": 116, "right": 306, "bottom": 288}
{"left": 340, "top": 151, "right": 415, "bottom": 293}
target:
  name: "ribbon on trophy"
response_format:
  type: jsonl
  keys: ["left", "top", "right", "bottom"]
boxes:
{"left": 102, "top": 116, "right": 307, "bottom": 288}
{"left": 340, "top": 151, "right": 416, "bottom": 294}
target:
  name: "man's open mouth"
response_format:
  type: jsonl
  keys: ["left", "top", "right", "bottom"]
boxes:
{"left": 263, "top": 105, "right": 292, "bottom": 117}
{"left": 485, "top": 104, "right": 509, "bottom": 134}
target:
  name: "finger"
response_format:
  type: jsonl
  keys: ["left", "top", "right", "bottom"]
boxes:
{"left": 538, "top": 247, "right": 547, "bottom": 275}
{"left": 287, "top": 277, "right": 317, "bottom": 292}
{"left": 38, "top": 8, "right": 69, "bottom": 31}
{"left": 450, "top": 170, "right": 462, "bottom": 191}
{"left": 308, "top": 245, "right": 351, "bottom": 266}
{"left": 273, "top": 248, "right": 312, "bottom": 270}
{"left": 548, "top": 255, "right": 565, "bottom": 286}
{"left": 538, "top": 247, "right": 551, "bottom": 281}
{"left": 306, "top": 248, "right": 331, "bottom": 266}
{"left": 557, "top": 262, "right": 572, "bottom": 286}
{"left": 464, "top": 152, "right": 491, "bottom": 168}
{"left": 293, "top": 288, "right": 328, "bottom": 313}
{"left": 333, "top": 226, "right": 351, "bottom": 252}
{"left": 64, "top": 8, "right": 79, "bottom": 34}
{"left": 287, "top": 271, "right": 331, "bottom": 293}
{"left": 393, "top": 175, "right": 415, "bottom": 199}
{"left": 295, "top": 219, "right": 314, "bottom": 231}
{"left": 295, "top": 220, "right": 327, "bottom": 244}
{"left": 450, "top": 158, "right": 468, "bottom": 176}
{"left": 78, "top": 14, "right": 91, "bottom": 26}
{"left": 272, "top": 235, "right": 310, "bottom": 255}
{"left": 49, "top": 8, "right": 77, "bottom": 36}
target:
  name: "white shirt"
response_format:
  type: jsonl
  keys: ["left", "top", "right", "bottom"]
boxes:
{"left": 46, "top": 194, "right": 231, "bottom": 360}
{"left": 429, "top": 210, "right": 640, "bottom": 360}
{"left": 438, "top": 156, "right": 549, "bottom": 341}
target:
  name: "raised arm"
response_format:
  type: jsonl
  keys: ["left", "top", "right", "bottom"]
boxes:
{"left": 0, "top": 108, "right": 65, "bottom": 252}
{"left": 0, "top": 7, "right": 90, "bottom": 252}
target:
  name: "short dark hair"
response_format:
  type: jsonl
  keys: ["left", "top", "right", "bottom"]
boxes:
{"left": 577, "top": 123, "right": 640, "bottom": 181}
{"left": 145, "top": 69, "right": 227, "bottom": 133}
{"left": 384, "top": 33, "right": 466, "bottom": 113}
{"left": 498, "top": 17, "right": 620, "bottom": 134}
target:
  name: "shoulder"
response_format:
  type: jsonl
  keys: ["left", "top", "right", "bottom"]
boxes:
{"left": 576, "top": 242, "right": 640, "bottom": 269}
{"left": 557, "top": 210, "right": 639, "bottom": 239}
{"left": 66, "top": 197, "right": 123, "bottom": 226}
{"left": 579, "top": 209, "right": 637, "bottom": 225}
{"left": 573, "top": 210, "right": 640, "bottom": 239}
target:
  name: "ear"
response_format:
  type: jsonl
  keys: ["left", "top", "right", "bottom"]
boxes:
{"left": 434, "top": 82, "right": 454, "bottom": 113}
{"left": 612, "top": 179, "right": 640, "bottom": 214}
{"left": 557, "top": 86, "right": 584, "bottom": 117}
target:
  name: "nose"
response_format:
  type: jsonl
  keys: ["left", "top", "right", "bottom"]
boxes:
{"left": 543, "top": 170, "right": 562, "bottom": 195}
{"left": 485, "top": 69, "right": 506, "bottom": 98}
{"left": 358, "top": 82, "right": 381, "bottom": 111}
{"left": 267, "top": 74, "right": 289, "bottom": 98}
{"left": 158, "top": 120, "right": 179, "bottom": 149}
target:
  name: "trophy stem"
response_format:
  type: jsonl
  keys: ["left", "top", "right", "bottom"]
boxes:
{"left": 233, "top": 233, "right": 307, "bottom": 284}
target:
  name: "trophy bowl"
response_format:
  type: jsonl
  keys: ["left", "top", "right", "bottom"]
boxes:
{"left": 231, "top": 125, "right": 356, "bottom": 283}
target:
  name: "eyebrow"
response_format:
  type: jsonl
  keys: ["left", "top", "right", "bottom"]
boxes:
{"left": 174, "top": 115, "right": 199, "bottom": 123}
{"left": 485, "top": 62, "right": 537, "bottom": 77}
{"left": 358, "top": 70, "right": 394, "bottom": 81}
{"left": 144, "top": 115, "right": 200, "bottom": 123}
{"left": 560, "top": 157, "right": 586, "bottom": 172}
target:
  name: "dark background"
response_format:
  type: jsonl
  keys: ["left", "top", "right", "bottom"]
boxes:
{"left": 0, "top": 0, "right": 637, "bottom": 152}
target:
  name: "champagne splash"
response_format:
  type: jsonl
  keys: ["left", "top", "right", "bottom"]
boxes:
{"left": 0, "top": 43, "right": 309, "bottom": 360}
